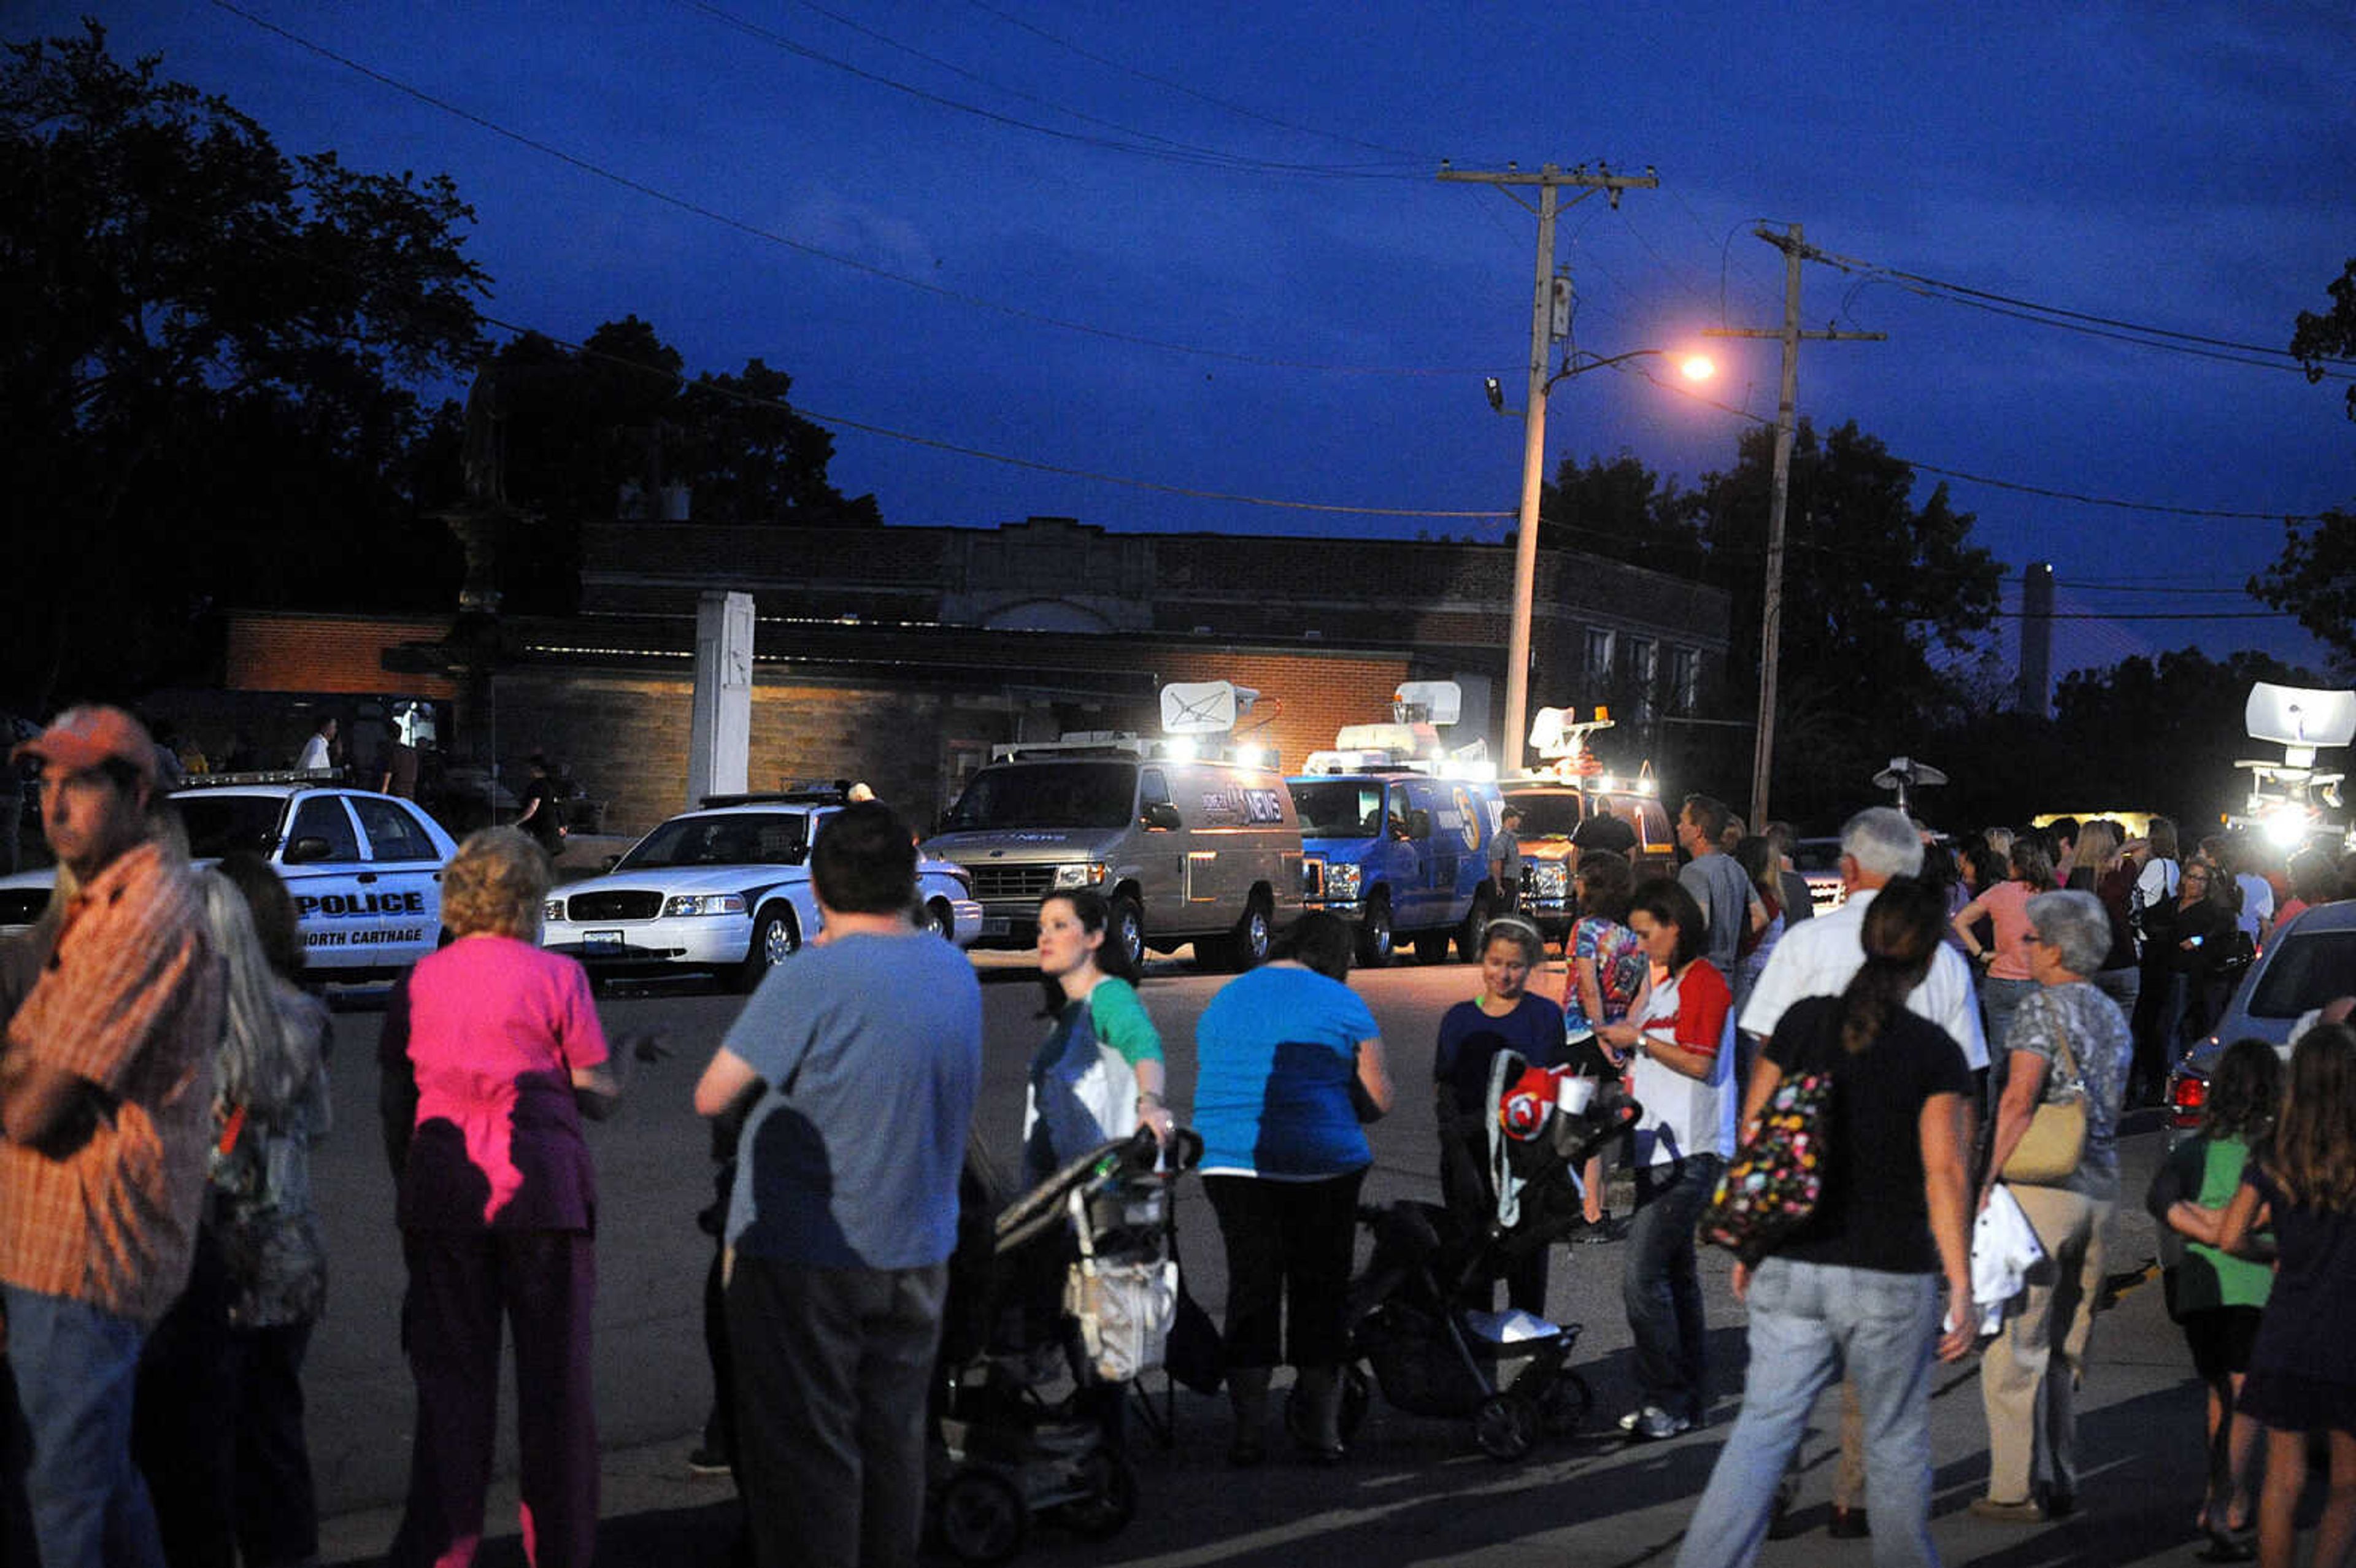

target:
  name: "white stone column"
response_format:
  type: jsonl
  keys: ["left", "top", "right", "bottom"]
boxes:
{"left": 687, "top": 590, "right": 754, "bottom": 807}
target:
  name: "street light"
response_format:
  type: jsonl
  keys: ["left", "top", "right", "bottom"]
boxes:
{"left": 1493, "top": 347, "right": 1715, "bottom": 775}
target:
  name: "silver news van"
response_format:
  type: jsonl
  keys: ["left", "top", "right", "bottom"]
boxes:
{"left": 923, "top": 742, "right": 1305, "bottom": 972}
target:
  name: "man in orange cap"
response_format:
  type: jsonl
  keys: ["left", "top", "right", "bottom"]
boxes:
{"left": 0, "top": 705, "right": 223, "bottom": 1568}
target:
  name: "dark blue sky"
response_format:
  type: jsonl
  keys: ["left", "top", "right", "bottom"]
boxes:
{"left": 36, "top": 1, "right": 2356, "bottom": 682}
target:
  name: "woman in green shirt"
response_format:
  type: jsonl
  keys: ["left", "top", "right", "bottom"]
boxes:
{"left": 1023, "top": 888, "right": 1172, "bottom": 1187}
{"left": 2152, "top": 1036, "right": 2283, "bottom": 1558}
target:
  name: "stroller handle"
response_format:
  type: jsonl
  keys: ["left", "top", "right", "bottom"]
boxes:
{"left": 991, "top": 1125, "right": 1204, "bottom": 1250}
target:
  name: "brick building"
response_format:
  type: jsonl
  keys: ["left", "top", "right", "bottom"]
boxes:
{"left": 215, "top": 515, "right": 1731, "bottom": 836}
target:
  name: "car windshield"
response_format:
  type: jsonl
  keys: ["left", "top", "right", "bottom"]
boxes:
{"left": 175, "top": 795, "right": 287, "bottom": 860}
{"left": 2247, "top": 928, "right": 2356, "bottom": 1020}
{"left": 942, "top": 762, "right": 1137, "bottom": 832}
{"left": 1504, "top": 793, "right": 1583, "bottom": 838}
{"left": 619, "top": 813, "right": 807, "bottom": 870}
{"left": 1290, "top": 780, "right": 1385, "bottom": 839}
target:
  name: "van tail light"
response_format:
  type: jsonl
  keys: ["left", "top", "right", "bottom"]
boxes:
{"left": 2168, "top": 1072, "right": 2208, "bottom": 1132}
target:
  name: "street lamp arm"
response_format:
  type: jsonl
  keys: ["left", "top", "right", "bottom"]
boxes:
{"left": 1544, "top": 347, "right": 1668, "bottom": 391}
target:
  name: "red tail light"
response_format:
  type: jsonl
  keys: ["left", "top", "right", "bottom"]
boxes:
{"left": 2168, "top": 1072, "right": 2208, "bottom": 1131}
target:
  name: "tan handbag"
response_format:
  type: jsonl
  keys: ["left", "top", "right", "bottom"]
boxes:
{"left": 2001, "top": 1018, "right": 2087, "bottom": 1185}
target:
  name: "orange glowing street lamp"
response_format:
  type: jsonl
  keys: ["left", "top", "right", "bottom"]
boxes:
{"left": 1489, "top": 346, "right": 1715, "bottom": 775}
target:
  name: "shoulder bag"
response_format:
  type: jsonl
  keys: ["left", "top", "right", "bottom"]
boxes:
{"left": 1700, "top": 1066, "right": 1834, "bottom": 1266}
{"left": 2001, "top": 1012, "right": 2087, "bottom": 1185}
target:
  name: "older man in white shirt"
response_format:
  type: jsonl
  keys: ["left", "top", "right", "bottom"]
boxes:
{"left": 1735, "top": 804, "right": 1986, "bottom": 1543}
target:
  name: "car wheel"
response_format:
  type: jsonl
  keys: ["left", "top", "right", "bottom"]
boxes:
{"left": 920, "top": 897, "right": 956, "bottom": 940}
{"left": 1228, "top": 894, "right": 1271, "bottom": 972}
{"left": 1457, "top": 891, "right": 1493, "bottom": 963}
{"left": 1108, "top": 893, "right": 1145, "bottom": 972}
{"left": 1357, "top": 896, "right": 1393, "bottom": 969}
{"left": 734, "top": 905, "right": 800, "bottom": 992}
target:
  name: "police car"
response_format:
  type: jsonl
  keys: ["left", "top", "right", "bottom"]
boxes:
{"left": 541, "top": 793, "right": 983, "bottom": 990}
{"left": 0, "top": 772, "right": 460, "bottom": 981}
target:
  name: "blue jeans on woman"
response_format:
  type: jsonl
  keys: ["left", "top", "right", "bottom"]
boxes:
{"left": 1623, "top": 1154, "right": 1722, "bottom": 1424}
{"left": 1674, "top": 1259, "right": 1944, "bottom": 1568}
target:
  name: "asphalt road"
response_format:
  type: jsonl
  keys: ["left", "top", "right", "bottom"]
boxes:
{"left": 306, "top": 947, "right": 2236, "bottom": 1567}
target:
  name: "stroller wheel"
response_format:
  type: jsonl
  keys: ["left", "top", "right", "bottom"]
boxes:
{"left": 1473, "top": 1391, "right": 1539, "bottom": 1462}
{"left": 937, "top": 1469, "right": 1028, "bottom": 1565}
{"left": 1282, "top": 1363, "right": 1372, "bottom": 1448}
{"left": 1538, "top": 1371, "right": 1595, "bottom": 1437}
{"left": 1052, "top": 1450, "right": 1138, "bottom": 1540}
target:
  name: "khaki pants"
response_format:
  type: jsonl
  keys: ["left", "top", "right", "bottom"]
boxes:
{"left": 1980, "top": 1185, "right": 2112, "bottom": 1503}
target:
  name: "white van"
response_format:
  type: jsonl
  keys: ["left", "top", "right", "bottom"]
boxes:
{"left": 923, "top": 742, "right": 1306, "bottom": 971}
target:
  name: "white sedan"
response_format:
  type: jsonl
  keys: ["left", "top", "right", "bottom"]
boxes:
{"left": 541, "top": 797, "right": 980, "bottom": 990}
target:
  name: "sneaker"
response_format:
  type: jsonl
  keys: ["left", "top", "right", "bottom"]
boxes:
{"left": 687, "top": 1444, "right": 733, "bottom": 1477}
{"left": 1617, "top": 1404, "right": 1690, "bottom": 1441}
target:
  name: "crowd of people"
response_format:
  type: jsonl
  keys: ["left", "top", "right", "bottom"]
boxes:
{"left": 9, "top": 707, "right": 2356, "bottom": 1568}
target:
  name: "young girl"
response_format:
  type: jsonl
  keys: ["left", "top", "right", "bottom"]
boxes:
{"left": 2154, "top": 1037, "right": 2283, "bottom": 1559}
{"left": 2217, "top": 1023, "right": 2356, "bottom": 1568}
{"left": 1433, "top": 916, "right": 1566, "bottom": 1313}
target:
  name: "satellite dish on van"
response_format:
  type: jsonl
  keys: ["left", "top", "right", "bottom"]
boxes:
{"left": 1528, "top": 707, "right": 1570, "bottom": 754}
{"left": 1393, "top": 680, "right": 1463, "bottom": 727}
{"left": 2246, "top": 684, "right": 2356, "bottom": 750}
{"left": 1161, "top": 681, "right": 1247, "bottom": 736}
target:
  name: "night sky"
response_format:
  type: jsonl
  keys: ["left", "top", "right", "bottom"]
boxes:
{"left": 32, "top": 2, "right": 2356, "bottom": 681}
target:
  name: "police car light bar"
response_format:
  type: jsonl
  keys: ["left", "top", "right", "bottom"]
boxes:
{"left": 176, "top": 768, "right": 344, "bottom": 790}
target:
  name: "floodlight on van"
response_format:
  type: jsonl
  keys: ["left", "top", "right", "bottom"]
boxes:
{"left": 1234, "top": 744, "right": 1269, "bottom": 768}
{"left": 1163, "top": 737, "right": 1199, "bottom": 761}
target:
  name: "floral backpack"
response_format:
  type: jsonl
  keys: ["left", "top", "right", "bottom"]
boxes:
{"left": 1698, "top": 1069, "right": 1833, "bottom": 1266}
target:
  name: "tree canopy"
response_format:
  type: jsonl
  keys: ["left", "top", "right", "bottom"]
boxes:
{"left": 2249, "top": 256, "right": 2356, "bottom": 669}
{"left": 2, "top": 23, "right": 488, "bottom": 707}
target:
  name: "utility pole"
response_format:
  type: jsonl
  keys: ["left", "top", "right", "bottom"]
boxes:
{"left": 1703, "top": 223, "right": 1882, "bottom": 823}
{"left": 1439, "top": 162, "right": 1658, "bottom": 775}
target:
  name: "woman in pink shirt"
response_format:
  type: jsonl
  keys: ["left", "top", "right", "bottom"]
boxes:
{"left": 379, "top": 828, "right": 619, "bottom": 1568}
{"left": 1953, "top": 836, "right": 2058, "bottom": 1059}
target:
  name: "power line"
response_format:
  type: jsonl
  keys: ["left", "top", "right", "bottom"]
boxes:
{"left": 679, "top": 0, "right": 1423, "bottom": 179}
{"left": 955, "top": 0, "right": 1431, "bottom": 163}
{"left": 1794, "top": 242, "right": 2356, "bottom": 382}
{"left": 205, "top": 0, "right": 1483, "bottom": 379}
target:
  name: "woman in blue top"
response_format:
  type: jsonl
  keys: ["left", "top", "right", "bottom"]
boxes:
{"left": 1434, "top": 916, "right": 1564, "bottom": 1314}
{"left": 1022, "top": 888, "right": 1172, "bottom": 1186}
{"left": 1193, "top": 913, "right": 1393, "bottom": 1467}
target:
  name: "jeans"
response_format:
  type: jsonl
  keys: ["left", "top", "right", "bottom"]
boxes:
{"left": 726, "top": 1255, "right": 948, "bottom": 1568}
{"left": 1623, "top": 1154, "right": 1721, "bottom": 1421}
{"left": 1675, "top": 1260, "right": 1944, "bottom": 1568}
{"left": 1, "top": 1284, "right": 167, "bottom": 1568}
{"left": 1980, "top": 975, "right": 2039, "bottom": 1059}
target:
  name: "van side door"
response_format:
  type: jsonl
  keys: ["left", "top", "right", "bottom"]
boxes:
{"left": 1137, "top": 766, "right": 1187, "bottom": 934}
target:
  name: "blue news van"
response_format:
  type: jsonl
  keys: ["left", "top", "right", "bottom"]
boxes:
{"left": 1287, "top": 769, "right": 1507, "bottom": 967}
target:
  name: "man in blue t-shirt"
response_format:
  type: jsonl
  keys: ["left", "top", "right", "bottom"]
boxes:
{"left": 695, "top": 803, "right": 982, "bottom": 1568}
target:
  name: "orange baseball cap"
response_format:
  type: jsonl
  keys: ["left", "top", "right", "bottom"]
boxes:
{"left": 13, "top": 705, "right": 160, "bottom": 788}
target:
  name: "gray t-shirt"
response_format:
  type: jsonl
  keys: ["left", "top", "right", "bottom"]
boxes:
{"left": 2004, "top": 980, "right": 2132, "bottom": 1202}
{"left": 1679, "top": 851, "right": 1754, "bottom": 974}
{"left": 723, "top": 929, "right": 983, "bottom": 1269}
{"left": 1493, "top": 830, "right": 1522, "bottom": 891}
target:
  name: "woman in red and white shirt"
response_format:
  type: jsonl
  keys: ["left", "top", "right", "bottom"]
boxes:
{"left": 1597, "top": 877, "right": 1738, "bottom": 1440}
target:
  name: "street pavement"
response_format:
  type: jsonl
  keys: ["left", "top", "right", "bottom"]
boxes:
{"left": 307, "top": 947, "right": 2236, "bottom": 1567}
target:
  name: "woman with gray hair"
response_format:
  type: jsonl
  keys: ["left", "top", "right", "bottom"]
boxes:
{"left": 1972, "top": 888, "right": 2133, "bottom": 1523}
{"left": 379, "top": 826, "right": 620, "bottom": 1567}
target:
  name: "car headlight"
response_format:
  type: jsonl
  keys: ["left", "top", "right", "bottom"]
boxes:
{"left": 1325, "top": 862, "right": 1362, "bottom": 901}
{"left": 1052, "top": 863, "right": 1107, "bottom": 889}
{"left": 663, "top": 893, "right": 749, "bottom": 917}
{"left": 543, "top": 897, "right": 568, "bottom": 922}
{"left": 1531, "top": 862, "right": 1568, "bottom": 898}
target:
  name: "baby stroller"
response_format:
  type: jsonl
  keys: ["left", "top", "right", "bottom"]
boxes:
{"left": 1298, "top": 1050, "right": 1640, "bottom": 1461}
{"left": 928, "top": 1127, "right": 1201, "bottom": 1566}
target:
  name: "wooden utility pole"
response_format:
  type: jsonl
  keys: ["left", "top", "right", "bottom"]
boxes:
{"left": 1438, "top": 163, "right": 1658, "bottom": 775}
{"left": 1703, "top": 223, "right": 1882, "bottom": 823}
